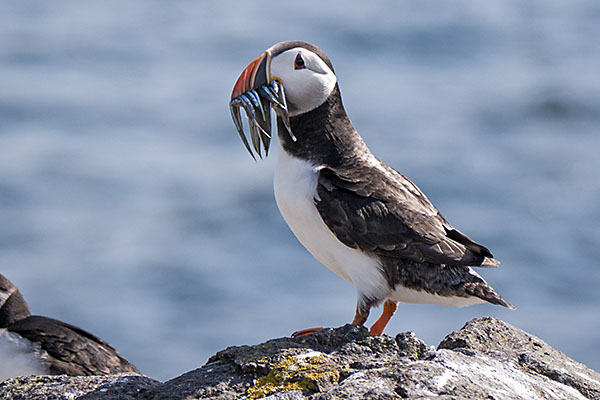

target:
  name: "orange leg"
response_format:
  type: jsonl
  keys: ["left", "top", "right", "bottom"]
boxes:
{"left": 369, "top": 300, "right": 397, "bottom": 335}
{"left": 352, "top": 307, "right": 369, "bottom": 326}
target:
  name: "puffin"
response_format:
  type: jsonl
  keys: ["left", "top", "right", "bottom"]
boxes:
{"left": 229, "top": 41, "right": 513, "bottom": 336}
{"left": 0, "top": 273, "right": 139, "bottom": 380}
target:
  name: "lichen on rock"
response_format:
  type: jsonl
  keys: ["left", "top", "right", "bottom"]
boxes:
{"left": 247, "top": 353, "right": 344, "bottom": 398}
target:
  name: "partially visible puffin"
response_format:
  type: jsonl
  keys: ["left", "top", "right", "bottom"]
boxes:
{"left": 0, "top": 274, "right": 139, "bottom": 380}
{"left": 229, "top": 41, "right": 513, "bottom": 336}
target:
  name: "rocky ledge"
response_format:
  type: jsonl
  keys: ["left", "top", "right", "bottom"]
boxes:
{"left": 1, "top": 317, "right": 599, "bottom": 400}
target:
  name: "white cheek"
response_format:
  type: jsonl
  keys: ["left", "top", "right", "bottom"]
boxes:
{"left": 284, "top": 71, "right": 336, "bottom": 116}
{"left": 270, "top": 49, "right": 337, "bottom": 116}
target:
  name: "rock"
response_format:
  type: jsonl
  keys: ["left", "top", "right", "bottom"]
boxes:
{"left": 1, "top": 317, "right": 599, "bottom": 399}
{"left": 0, "top": 374, "right": 160, "bottom": 400}
{"left": 438, "top": 317, "right": 600, "bottom": 400}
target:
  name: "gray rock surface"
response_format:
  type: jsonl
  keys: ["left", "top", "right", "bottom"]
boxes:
{"left": 0, "top": 374, "right": 160, "bottom": 400}
{"left": 1, "top": 317, "right": 599, "bottom": 399}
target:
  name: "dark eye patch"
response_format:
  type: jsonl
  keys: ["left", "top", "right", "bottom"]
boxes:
{"left": 294, "top": 53, "right": 306, "bottom": 70}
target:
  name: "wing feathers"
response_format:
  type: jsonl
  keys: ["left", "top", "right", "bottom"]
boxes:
{"left": 315, "top": 164, "right": 499, "bottom": 268}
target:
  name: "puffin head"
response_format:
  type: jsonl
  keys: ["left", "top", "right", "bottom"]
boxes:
{"left": 263, "top": 41, "right": 337, "bottom": 117}
{"left": 230, "top": 41, "right": 337, "bottom": 159}
{"left": 0, "top": 274, "right": 31, "bottom": 327}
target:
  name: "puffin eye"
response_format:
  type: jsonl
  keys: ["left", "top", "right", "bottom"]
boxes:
{"left": 294, "top": 53, "right": 306, "bottom": 70}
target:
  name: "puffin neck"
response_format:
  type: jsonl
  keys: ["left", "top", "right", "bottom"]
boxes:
{"left": 277, "top": 85, "right": 369, "bottom": 168}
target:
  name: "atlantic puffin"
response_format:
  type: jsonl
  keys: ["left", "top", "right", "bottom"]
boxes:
{"left": 229, "top": 41, "right": 513, "bottom": 336}
{"left": 0, "top": 274, "right": 139, "bottom": 380}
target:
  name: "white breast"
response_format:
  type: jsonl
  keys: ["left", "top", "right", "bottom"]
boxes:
{"left": 0, "top": 329, "right": 48, "bottom": 381}
{"left": 273, "top": 145, "right": 389, "bottom": 306}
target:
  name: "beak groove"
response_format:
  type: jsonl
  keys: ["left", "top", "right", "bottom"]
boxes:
{"left": 230, "top": 51, "right": 294, "bottom": 159}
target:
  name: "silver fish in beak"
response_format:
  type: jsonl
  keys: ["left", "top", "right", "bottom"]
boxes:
{"left": 230, "top": 50, "right": 295, "bottom": 160}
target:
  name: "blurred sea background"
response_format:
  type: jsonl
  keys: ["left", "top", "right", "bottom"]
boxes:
{"left": 1, "top": 0, "right": 599, "bottom": 381}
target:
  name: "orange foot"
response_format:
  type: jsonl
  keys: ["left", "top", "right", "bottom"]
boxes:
{"left": 291, "top": 327, "right": 325, "bottom": 337}
{"left": 369, "top": 300, "right": 398, "bottom": 335}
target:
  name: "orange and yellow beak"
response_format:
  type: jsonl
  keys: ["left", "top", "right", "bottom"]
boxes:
{"left": 230, "top": 50, "right": 294, "bottom": 160}
{"left": 231, "top": 52, "right": 270, "bottom": 101}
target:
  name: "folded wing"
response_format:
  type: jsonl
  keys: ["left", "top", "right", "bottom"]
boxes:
{"left": 315, "top": 164, "right": 499, "bottom": 268}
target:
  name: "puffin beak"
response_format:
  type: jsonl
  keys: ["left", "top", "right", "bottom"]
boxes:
{"left": 231, "top": 53, "right": 270, "bottom": 100}
{"left": 230, "top": 51, "right": 294, "bottom": 160}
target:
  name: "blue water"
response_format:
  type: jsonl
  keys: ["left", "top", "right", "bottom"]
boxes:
{"left": 1, "top": 1, "right": 599, "bottom": 381}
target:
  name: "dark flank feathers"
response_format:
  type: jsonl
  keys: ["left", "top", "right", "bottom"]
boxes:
{"left": 316, "top": 165, "right": 498, "bottom": 268}
{"left": 8, "top": 316, "right": 139, "bottom": 376}
{"left": 378, "top": 258, "right": 514, "bottom": 309}
{"left": 0, "top": 274, "right": 139, "bottom": 376}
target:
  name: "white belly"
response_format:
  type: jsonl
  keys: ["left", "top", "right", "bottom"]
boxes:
{"left": 0, "top": 329, "right": 48, "bottom": 381}
{"left": 273, "top": 147, "right": 389, "bottom": 305}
